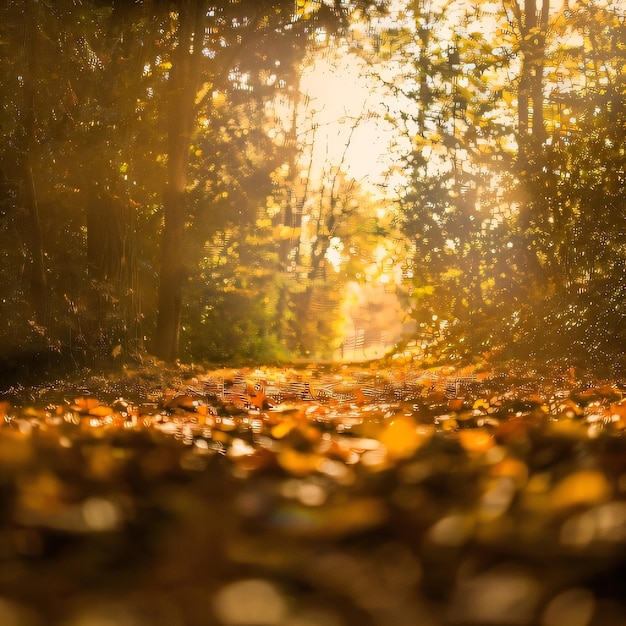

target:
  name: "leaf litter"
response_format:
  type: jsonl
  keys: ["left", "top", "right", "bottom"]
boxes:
{"left": 2, "top": 362, "right": 626, "bottom": 625}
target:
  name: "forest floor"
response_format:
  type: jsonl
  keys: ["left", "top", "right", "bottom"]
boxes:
{"left": 2, "top": 360, "right": 626, "bottom": 626}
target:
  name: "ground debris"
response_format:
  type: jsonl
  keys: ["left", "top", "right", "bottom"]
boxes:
{"left": 2, "top": 364, "right": 626, "bottom": 625}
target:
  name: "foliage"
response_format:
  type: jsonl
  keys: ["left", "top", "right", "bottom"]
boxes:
{"left": 394, "top": 0, "right": 518, "bottom": 362}
{"left": 0, "top": 0, "right": 389, "bottom": 369}
{"left": 4, "top": 365, "right": 626, "bottom": 623}
{"left": 394, "top": 0, "right": 626, "bottom": 371}
{"left": 1, "top": 0, "right": 626, "bottom": 373}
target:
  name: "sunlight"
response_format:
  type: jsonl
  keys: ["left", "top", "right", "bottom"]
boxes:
{"left": 299, "top": 55, "right": 407, "bottom": 193}
{"left": 296, "top": 46, "right": 414, "bottom": 360}
{"left": 326, "top": 236, "right": 345, "bottom": 271}
{"left": 283, "top": 0, "right": 606, "bottom": 363}
{"left": 373, "top": 244, "right": 387, "bottom": 264}
{"left": 334, "top": 281, "right": 409, "bottom": 362}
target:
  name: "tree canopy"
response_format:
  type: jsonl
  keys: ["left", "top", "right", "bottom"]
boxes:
{"left": 1, "top": 0, "right": 625, "bottom": 380}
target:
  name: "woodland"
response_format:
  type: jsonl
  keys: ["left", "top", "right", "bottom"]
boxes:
{"left": 3, "top": 1, "right": 626, "bottom": 625}
{"left": 1, "top": 0, "right": 625, "bottom": 381}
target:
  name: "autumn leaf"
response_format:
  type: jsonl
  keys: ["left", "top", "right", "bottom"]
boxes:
{"left": 72, "top": 397, "right": 101, "bottom": 413}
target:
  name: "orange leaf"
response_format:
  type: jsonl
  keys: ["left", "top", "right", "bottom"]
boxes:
{"left": 73, "top": 397, "right": 101, "bottom": 413}
{"left": 165, "top": 394, "right": 201, "bottom": 411}
{"left": 88, "top": 405, "right": 114, "bottom": 417}
{"left": 0, "top": 401, "right": 11, "bottom": 418}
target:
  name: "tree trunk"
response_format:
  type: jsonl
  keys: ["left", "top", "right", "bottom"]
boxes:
{"left": 19, "top": 158, "right": 46, "bottom": 322}
{"left": 516, "top": 0, "right": 550, "bottom": 169}
{"left": 19, "top": 0, "right": 46, "bottom": 322}
{"left": 512, "top": 0, "right": 554, "bottom": 301}
{"left": 154, "top": 1, "right": 205, "bottom": 361}
{"left": 513, "top": 0, "right": 550, "bottom": 244}
{"left": 86, "top": 184, "right": 129, "bottom": 285}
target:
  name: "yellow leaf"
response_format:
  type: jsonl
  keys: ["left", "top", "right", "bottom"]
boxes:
{"left": 271, "top": 420, "right": 296, "bottom": 439}
{"left": 277, "top": 448, "right": 320, "bottom": 477}
{"left": 73, "top": 397, "right": 101, "bottom": 413}
{"left": 551, "top": 470, "right": 612, "bottom": 510}
{"left": 458, "top": 428, "right": 494, "bottom": 453}
{"left": 379, "top": 417, "right": 431, "bottom": 460}
{"left": 89, "top": 405, "right": 114, "bottom": 417}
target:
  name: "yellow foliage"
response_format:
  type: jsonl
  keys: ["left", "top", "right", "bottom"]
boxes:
{"left": 551, "top": 470, "right": 612, "bottom": 510}
{"left": 88, "top": 405, "right": 114, "bottom": 418}
{"left": 458, "top": 428, "right": 494, "bottom": 453}
{"left": 72, "top": 397, "right": 101, "bottom": 413}
{"left": 379, "top": 417, "right": 432, "bottom": 460}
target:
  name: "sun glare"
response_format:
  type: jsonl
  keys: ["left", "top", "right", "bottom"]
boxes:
{"left": 295, "top": 43, "right": 414, "bottom": 361}
{"left": 299, "top": 55, "right": 406, "bottom": 193}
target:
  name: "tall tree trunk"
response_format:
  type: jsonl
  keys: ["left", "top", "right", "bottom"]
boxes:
{"left": 511, "top": 0, "right": 550, "bottom": 253}
{"left": 514, "top": 0, "right": 550, "bottom": 172}
{"left": 19, "top": 157, "right": 46, "bottom": 322}
{"left": 510, "top": 0, "right": 554, "bottom": 314}
{"left": 155, "top": 0, "right": 205, "bottom": 361}
{"left": 86, "top": 184, "right": 128, "bottom": 285}
{"left": 19, "top": 0, "right": 46, "bottom": 322}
